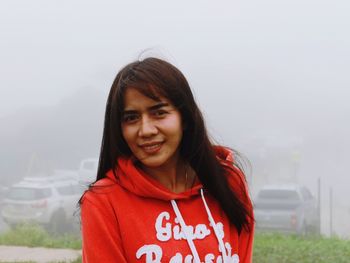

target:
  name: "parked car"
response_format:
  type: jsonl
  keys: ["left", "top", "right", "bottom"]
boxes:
{"left": 254, "top": 184, "right": 320, "bottom": 235}
{"left": 1, "top": 174, "right": 84, "bottom": 233}
{"left": 78, "top": 158, "right": 98, "bottom": 186}
{"left": 0, "top": 185, "right": 9, "bottom": 208}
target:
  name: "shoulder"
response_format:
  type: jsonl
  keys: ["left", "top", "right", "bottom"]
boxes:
{"left": 81, "top": 177, "right": 121, "bottom": 209}
{"left": 225, "top": 164, "right": 250, "bottom": 201}
{"left": 214, "top": 146, "right": 247, "bottom": 181}
{"left": 214, "top": 146, "right": 252, "bottom": 204}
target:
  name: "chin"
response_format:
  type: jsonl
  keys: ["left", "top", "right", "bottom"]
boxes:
{"left": 139, "top": 159, "right": 167, "bottom": 168}
{"left": 137, "top": 154, "right": 171, "bottom": 169}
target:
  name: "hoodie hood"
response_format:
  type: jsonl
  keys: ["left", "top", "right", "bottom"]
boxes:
{"left": 105, "top": 146, "right": 234, "bottom": 201}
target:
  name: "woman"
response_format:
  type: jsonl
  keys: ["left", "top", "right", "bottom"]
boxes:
{"left": 80, "top": 57, "right": 254, "bottom": 263}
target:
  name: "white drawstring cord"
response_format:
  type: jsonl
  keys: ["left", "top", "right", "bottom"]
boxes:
{"left": 171, "top": 200, "right": 201, "bottom": 263}
{"left": 200, "top": 188, "right": 227, "bottom": 261}
{"left": 170, "top": 189, "right": 228, "bottom": 263}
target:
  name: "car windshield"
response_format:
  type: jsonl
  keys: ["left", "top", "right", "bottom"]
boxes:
{"left": 7, "top": 187, "right": 52, "bottom": 200}
{"left": 82, "top": 161, "right": 96, "bottom": 170}
{"left": 258, "top": 189, "right": 300, "bottom": 201}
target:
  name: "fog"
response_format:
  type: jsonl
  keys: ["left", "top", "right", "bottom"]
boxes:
{"left": 1, "top": 0, "right": 349, "bottom": 238}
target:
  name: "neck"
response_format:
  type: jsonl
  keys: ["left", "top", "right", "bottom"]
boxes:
{"left": 140, "top": 159, "right": 193, "bottom": 193}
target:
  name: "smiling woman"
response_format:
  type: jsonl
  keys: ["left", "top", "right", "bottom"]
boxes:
{"left": 79, "top": 57, "right": 255, "bottom": 263}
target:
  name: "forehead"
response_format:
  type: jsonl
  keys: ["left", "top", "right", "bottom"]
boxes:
{"left": 123, "top": 87, "right": 170, "bottom": 109}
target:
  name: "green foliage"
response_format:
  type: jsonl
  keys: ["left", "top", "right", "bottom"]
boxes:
{"left": 0, "top": 223, "right": 81, "bottom": 249}
{"left": 0, "top": 259, "right": 82, "bottom": 263}
{"left": 253, "top": 232, "right": 350, "bottom": 263}
{"left": 50, "top": 255, "right": 82, "bottom": 263}
{"left": 66, "top": 256, "right": 82, "bottom": 263}
{"left": 1, "top": 225, "right": 350, "bottom": 263}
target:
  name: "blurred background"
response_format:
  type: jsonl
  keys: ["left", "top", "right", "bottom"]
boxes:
{"left": 0, "top": 0, "right": 349, "bottom": 239}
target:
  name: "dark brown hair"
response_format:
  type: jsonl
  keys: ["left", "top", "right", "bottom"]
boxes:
{"left": 94, "top": 57, "right": 253, "bottom": 233}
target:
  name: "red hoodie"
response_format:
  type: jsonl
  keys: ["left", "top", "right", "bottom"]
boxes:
{"left": 81, "top": 147, "right": 254, "bottom": 263}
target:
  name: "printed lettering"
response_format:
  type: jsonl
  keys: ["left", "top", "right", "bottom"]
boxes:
{"left": 205, "top": 253, "right": 215, "bottom": 263}
{"left": 184, "top": 225, "right": 194, "bottom": 239}
{"left": 184, "top": 254, "right": 193, "bottom": 263}
{"left": 156, "top": 212, "right": 211, "bottom": 241}
{"left": 209, "top": 221, "right": 225, "bottom": 240}
{"left": 194, "top": 224, "right": 211, "bottom": 239}
{"left": 173, "top": 225, "right": 185, "bottom": 240}
{"left": 155, "top": 212, "right": 172, "bottom": 241}
{"left": 232, "top": 254, "right": 240, "bottom": 263}
{"left": 136, "top": 211, "right": 240, "bottom": 263}
{"left": 169, "top": 253, "right": 183, "bottom": 263}
{"left": 216, "top": 222, "right": 224, "bottom": 239}
{"left": 224, "top": 242, "right": 232, "bottom": 260}
{"left": 136, "top": 244, "right": 162, "bottom": 263}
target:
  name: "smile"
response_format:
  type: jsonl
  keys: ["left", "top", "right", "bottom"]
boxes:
{"left": 139, "top": 142, "right": 163, "bottom": 154}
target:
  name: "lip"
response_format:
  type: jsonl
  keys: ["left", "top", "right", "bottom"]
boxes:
{"left": 139, "top": 141, "right": 163, "bottom": 154}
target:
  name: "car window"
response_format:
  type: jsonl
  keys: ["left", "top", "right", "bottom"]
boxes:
{"left": 301, "top": 187, "right": 313, "bottom": 200}
{"left": 56, "top": 185, "right": 75, "bottom": 196}
{"left": 258, "top": 189, "right": 301, "bottom": 201}
{"left": 72, "top": 184, "right": 85, "bottom": 194}
{"left": 7, "top": 187, "right": 52, "bottom": 200}
{"left": 82, "top": 161, "right": 96, "bottom": 171}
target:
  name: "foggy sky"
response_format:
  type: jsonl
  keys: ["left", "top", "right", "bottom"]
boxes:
{"left": 1, "top": 0, "right": 350, "bottom": 236}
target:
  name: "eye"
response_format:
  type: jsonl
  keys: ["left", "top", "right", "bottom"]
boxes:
{"left": 122, "top": 113, "right": 139, "bottom": 123}
{"left": 153, "top": 109, "right": 168, "bottom": 117}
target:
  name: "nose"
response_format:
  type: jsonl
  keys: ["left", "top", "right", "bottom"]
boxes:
{"left": 138, "top": 116, "right": 158, "bottom": 137}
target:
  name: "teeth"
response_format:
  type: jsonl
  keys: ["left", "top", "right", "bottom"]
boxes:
{"left": 143, "top": 143, "right": 161, "bottom": 150}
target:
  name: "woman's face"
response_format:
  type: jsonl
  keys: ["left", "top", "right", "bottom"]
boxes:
{"left": 121, "top": 87, "right": 183, "bottom": 170}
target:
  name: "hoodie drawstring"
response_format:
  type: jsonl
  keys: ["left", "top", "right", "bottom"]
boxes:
{"left": 170, "top": 188, "right": 227, "bottom": 263}
{"left": 200, "top": 188, "right": 228, "bottom": 260}
{"left": 171, "top": 199, "right": 201, "bottom": 262}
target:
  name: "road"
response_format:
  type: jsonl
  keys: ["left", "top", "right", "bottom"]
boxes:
{"left": 0, "top": 245, "right": 81, "bottom": 263}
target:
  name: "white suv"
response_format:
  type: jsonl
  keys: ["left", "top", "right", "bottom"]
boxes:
{"left": 78, "top": 158, "right": 98, "bottom": 186}
{"left": 1, "top": 173, "right": 84, "bottom": 233}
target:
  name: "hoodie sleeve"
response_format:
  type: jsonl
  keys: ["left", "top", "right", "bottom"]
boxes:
{"left": 81, "top": 192, "right": 127, "bottom": 263}
{"left": 228, "top": 166, "right": 255, "bottom": 263}
{"left": 219, "top": 148, "right": 255, "bottom": 263}
{"left": 238, "top": 219, "right": 255, "bottom": 263}
{"left": 234, "top": 166, "right": 255, "bottom": 263}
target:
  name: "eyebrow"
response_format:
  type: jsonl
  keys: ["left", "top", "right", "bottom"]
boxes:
{"left": 123, "top": 102, "right": 170, "bottom": 114}
{"left": 148, "top": 102, "right": 170, "bottom": 111}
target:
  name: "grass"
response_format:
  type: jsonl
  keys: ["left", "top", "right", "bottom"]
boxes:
{"left": 0, "top": 259, "right": 82, "bottom": 263}
{"left": 253, "top": 232, "right": 350, "bottom": 263}
{"left": 0, "top": 223, "right": 81, "bottom": 250}
{"left": 1, "top": 224, "right": 350, "bottom": 263}
{"left": 51, "top": 256, "right": 81, "bottom": 263}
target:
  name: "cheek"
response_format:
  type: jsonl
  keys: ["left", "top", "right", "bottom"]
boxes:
{"left": 165, "top": 118, "right": 183, "bottom": 140}
{"left": 121, "top": 125, "right": 135, "bottom": 146}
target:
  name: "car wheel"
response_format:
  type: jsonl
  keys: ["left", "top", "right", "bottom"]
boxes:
{"left": 48, "top": 209, "right": 67, "bottom": 234}
{"left": 308, "top": 222, "right": 321, "bottom": 235}
{"left": 298, "top": 221, "right": 307, "bottom": 236}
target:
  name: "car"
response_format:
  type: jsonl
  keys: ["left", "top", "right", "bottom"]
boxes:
{"left": 78, "top": 158, "right": 98, "bottom": 186}
{"left": 0, "top": 185, "right": 9, "bottom": 208}
{"left": 254, "top": 184, "right": 320, "bottom": 235}
{"left": 1, "top": 174, "right": 85, "bottom": 233}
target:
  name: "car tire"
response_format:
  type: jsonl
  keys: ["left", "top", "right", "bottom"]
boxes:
{"left": 308, "top": 221, "right": 321, "bottom": 235}
{"left": 298, "top": 221, "right": 307, "bottom": 236}
{"left": 48, "top": 209, "right": 67, "bottom": 234}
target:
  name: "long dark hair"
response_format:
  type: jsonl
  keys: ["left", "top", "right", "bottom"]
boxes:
{"left": 94, "top": 57, "right": 253, "bottom": 233}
